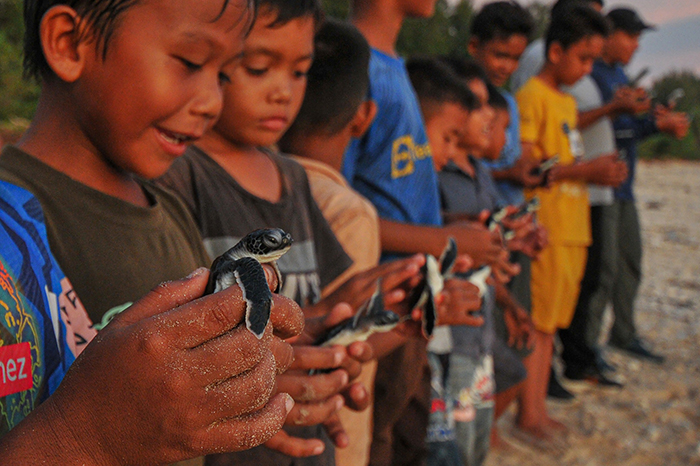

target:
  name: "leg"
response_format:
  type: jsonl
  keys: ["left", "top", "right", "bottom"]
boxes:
{"left": 609, "top": 201, "right": 642, "bottom": 348}
{"left": 516, "top": 330, "right": 553, "bottom": 436}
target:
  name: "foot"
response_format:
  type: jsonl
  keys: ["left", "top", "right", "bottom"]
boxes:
{"left": 511, "top": 424, "right": 567, "bottom": 452}
{"left": 594, "top": 349, "right": 617, "bottom": 373}
{"left": 610, "top": 338, "right": 665, "bottom": 364}
{"left": 548, "top": 369, "right": 575, "bottom": 400}
{"left": 543, "top": 416, "right": 569, "bottom": 435}
{"left": 564, "top": 365, "right": 624, "bottom": 388}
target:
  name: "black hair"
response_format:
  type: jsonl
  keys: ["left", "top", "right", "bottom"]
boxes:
{"left": 283, "top": 19, "right": 370, "bottom": 137}
{"left": 470, "top": 1, "right": 535, "bottom": 43}
{"left": 23, "top": 0, "right": 253, "bottom": 80}
{"left": 551, "top": 0, "right": 604, "bottom": 18}
{"left": 487, "top": 82, "right": 508, "bottom": 111}
{"left": 439, "top": 56, "right": 490, "bottom": 88}
{"left": 545, "top": 4, "right": 609, "bottom": 53}
{"left": 407, "top": 56, "right": 479, "bottom": 119}
{"left": 257, "top": 0, "right": 324, "bottom": 29}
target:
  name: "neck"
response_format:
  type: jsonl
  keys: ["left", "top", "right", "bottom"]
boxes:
{"left": 17, "top": 86, "right": 148, "bottom": 206}
{"left": 284, "top": 132, "right": 347, "bottom": 172}
{"left": 537, "top": 64, "right": 563, "bottom": 91}
{"left": 352, "top": 1, "right": 404, "bottom": 55}
{"left": 196, "top": 129, "right": 255, "bottom": 160}
{"left": 601, "top": 47, "right": 617, "bottom": 66}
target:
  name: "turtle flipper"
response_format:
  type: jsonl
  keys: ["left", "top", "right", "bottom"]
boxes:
{"left": 439, "top": 237, "right": 458, "bottom": 279}
{"left": 233, "top": 256, "right": 273, "bottom": 339}
{"left": 422, "top": 285, "right": 437, "bottom": 338}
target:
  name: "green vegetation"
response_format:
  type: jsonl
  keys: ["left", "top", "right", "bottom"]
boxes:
{"left": 1, "top": 0, "right": 698, "bottom": 159}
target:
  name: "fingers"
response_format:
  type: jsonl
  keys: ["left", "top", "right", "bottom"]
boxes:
{"left": 269, "top": 294, "right": 305, "bottom": 340}
{"left": 264, "top": 428, "right": 326, "bottom": 457}
{"left": 271, "top": 337, "right": 295, "bottom": 374}
{"left": 157, "top": 281, "right": 248, "bottom": 349}
{"left": 188, "top": 324, "right": 270, "bottom": 385}
{"left": 203, "top": 393, "right": 293, "bottom": 454}
{"left": 302, "top": 303, "right": 354, "bottom": 343}
{"left": 347, "top": 341, "right": 374, "bottom": 364}
{"left": 323, "top": 412, "right": 349, "bottom": 448}
{"left": 117, "top": 267, "right": 210, "bottom": 326}
{"left": 277, "top": 369, "right": 349, "bottom": 403}
{"left": 342, "top": 382, "right": 370, "bottom": 412}
{"left": 203, "top": 351, "right": 278, "bottom": 419}
{"left": 286, "top": 395, "right": 344, "bottom": 427}
{"left": 289, "top": 345, "right": 345, "bottom": 372}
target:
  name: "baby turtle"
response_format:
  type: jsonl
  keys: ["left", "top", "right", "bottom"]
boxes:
{"left": 205, "top": 228, "right": 293, "bottom": 339}
{"left": 314, "top": 279, "right": 400, "bottom": 347}
{"left": 410, "top": 237, "right": 458, "bottom": 338}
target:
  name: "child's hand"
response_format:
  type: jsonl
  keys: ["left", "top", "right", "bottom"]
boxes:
{"left": 503, "top": 303, "right": 535, "bottom": 350}
{"left": 507, "top": 154, "right": 544, "bottom": 188}
{"left": 304, "top": 256, "right": 424, "bottom": 319}
{"left": 583, "top": 154, "right": 628, "bottom": 187}
{"left": 655, "top": 108, "right": 690, "bottom": 139}
{"left": 446, "top": 220, "right": 504, "bottom": 267}
{"left": 25, "top": 268, "right": 301, "bottom": 465}
{"left": 435, "top": 278, "right": 484, "bottom": 327}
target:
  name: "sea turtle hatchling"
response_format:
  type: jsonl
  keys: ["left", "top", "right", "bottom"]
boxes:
{"left": 314, "top": 279, "right": 400, "bottom": 347}
{"left": 410, "top": 237, "right": 458, "bottom": 338}
{"left": 205, "top": 228, "right": 293, "bottom": 339}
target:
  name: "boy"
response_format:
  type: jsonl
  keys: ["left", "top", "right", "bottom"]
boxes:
{"left": 514, "top": 4, "right": 624, "bottom": 442}
{"left": 347, "top": 1, "right": 502, "bottom": 464}
{"left": 0, "top": 0, "right": 306, "bottom": 461}
{"left": 158, "top": 3, "right": 391, "bottom": 464}
{"left": 278, "top": 19, "right": 379, "bottom": 466}
{"left": 510, "top": 0, "right": 605, "bottom": 93}
{"left": 0, "top": 0, "right": 248, "bottom": 324}
{"left": 583, "top": 7, "right": 689, "bottom": 365}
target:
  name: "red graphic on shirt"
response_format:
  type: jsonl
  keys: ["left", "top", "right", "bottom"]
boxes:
{"left": 0, "top": 342, "right": 33, "bottom": 397}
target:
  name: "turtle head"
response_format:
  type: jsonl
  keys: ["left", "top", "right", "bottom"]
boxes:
{"left": 242, "top": 228, "right": 293, "bottom": 262}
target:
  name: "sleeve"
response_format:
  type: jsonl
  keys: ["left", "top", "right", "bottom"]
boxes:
{"left": 516, "top": 85, "right": 542, "bottom": 146}
{"left": 301, "top": 172, "right": 354, "bottom": 290}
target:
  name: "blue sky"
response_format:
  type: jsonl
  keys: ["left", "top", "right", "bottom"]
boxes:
{"left": 466, "top": 0, "right": 700, "bottom": 84}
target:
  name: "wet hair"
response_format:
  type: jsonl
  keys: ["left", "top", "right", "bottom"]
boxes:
{"left": 407, "top": 56, "right": 479, "bottom": 119}
{"left": 551, "top": 0, "right": 604, "bottom": 18}
{"left": 23, "top": 0, "right": 252, "bottom": 80}
{"left": 258, "top": 0, "right": 324, "bottom": 29}
{"left": 545, "top": 3, "right": 609, "bottom": 53}
{"left": 470, "top": 1, "right": 535, "bottom": 43}
{"left": 487, "top": 83, "right": 509, "bottom": 111}
{"left": 439, "top": 56, "right": 490, "bottom": 88}
{"left": 284, "top": 19, "right": 370, "bottom": 137}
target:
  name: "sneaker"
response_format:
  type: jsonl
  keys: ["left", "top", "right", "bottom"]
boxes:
{"left": 611, "top": 338, "right": 665, "bottom": 364}
{"left": 547, "top": 368, "right": 575, "bottom": 400}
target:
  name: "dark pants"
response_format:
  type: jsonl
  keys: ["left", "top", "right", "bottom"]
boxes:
{"left": 561, "top": 201, "right": 642, "bottom": 372}
{"left": 371, "top": 339, "right": 431, "bottom": 466}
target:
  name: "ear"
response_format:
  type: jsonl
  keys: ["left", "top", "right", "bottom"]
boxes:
{"left": 467, "top": 37, "right": 480, "bottom": 57}
{"left": 547, "top": 42, "right": 563, "bottom": 66}
{"left": 350, "top": 100, "right": 377, "bottom": 138}
{"left": 40, "top": 5, "right": 91, "bottom": 82}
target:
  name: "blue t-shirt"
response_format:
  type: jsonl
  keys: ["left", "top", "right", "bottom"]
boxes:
{"left": 483, "top": 90, "right": 526, "bottom": 207}
{"left": 0, "top": 181, "right": 75, "bottom": 436}
{"left": 590, "top": 60, "right": 657, "bottom": 201}
{"left": 343, "top": 48, "right": 442, "bottom": 231}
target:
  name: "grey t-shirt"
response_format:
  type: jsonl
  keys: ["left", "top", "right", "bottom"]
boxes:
{"left": 159, "top": 146, "right": 352, "bottom": 308}
{"left": 438, "top": 159, "right": 498, "bottom": 359}
{"left": 564, "top": 75, "right": 616, "bottom": 206}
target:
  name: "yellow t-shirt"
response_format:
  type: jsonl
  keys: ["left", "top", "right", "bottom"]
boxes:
{"left": 517, "top": 77, "right": 591, "bottom": 246}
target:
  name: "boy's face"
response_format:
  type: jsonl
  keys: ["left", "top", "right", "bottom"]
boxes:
{"left": 76, "top": 0, "right": 249, "bottom": 179}
{"left": 482, "top": 108, "right": 509, "bottom": 161}
{"left": 554, "top": 34, "right": 605, "bottom": 86}
{"left": 468, "top": 34, "right": 529, "bottom": 87}
{"left": 425, "top": 102, "right": 470, "bottom": 171}
{"left": 213, "top": 11, "right": 315, "bottom": 148}
{"left": 461, "top": 78, "right": 494, "bottom": 155}
{"left": 605, "top": 30, "right": 641, "bottom": 65}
